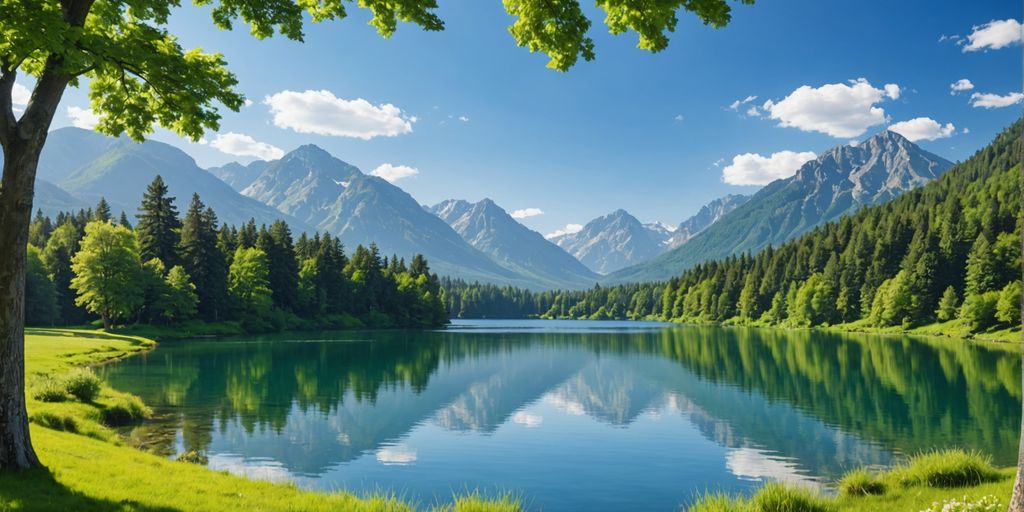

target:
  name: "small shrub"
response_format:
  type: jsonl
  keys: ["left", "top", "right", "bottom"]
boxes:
{"left": 837, "top": 468, "right": 886, "bottom": 496}
{"left": 30, "top": 376, "right": 68, "bottom": 403}
{"left": 176, "top": 450, "right": 209, "bottom": 465}
{"left": 30, "top": 411, "right": 78, "bottom": 433}
{"left": 749, "top": 482, "right": 834, "bottom": 512}
{"left": 688, "top": 492, "right": 749, "bottom": 512}
{"left": 100, "top": 395, "right": 150, "bottom": 426}
{"left": 919, "top": 494, "right": 1003, "bottom": 512}
{"left": 892, "top": 449, "right": 1002, "bottom": 488}
{"left": 63, "top": 368, "right": 102, "bottom": 402}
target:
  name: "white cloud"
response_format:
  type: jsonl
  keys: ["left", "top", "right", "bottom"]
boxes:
{"left": 457, "top": 115, "right": 470, "bottom": 122}
{"left": 243, "top": 98, "right": 254, "bottom": 107}
{"left": 887, "top": 117, "right": 956, "bottom": 142}
{"left": 674, "top": 114, "right": 684, "bottom": 122}
{"left": 963, "top": 19, "right": 1023, "bottom": 52}
{"left": 712, "top": 158, "right": 725, "bottom": 168}
{"left": 949, "top": 79, "right": 974, "bottom": 94}
{"left": 728, "top": 95, "right": 757, "bottom": 110}
{"left": 67, "top": 106, "right": 100, "bottom": 129}
{"left": 11, "top": 83, "right": 31, "bottom": 107}
{"left": 545, "top": 223, "right": 583, "bottom": 239}
{"left": 722, "top": 150, "right": 817, "bottom": 186}
{"left": 210, "top": 132, "right": 284, "bottom": 160}
{"left": 745, "top": 105, "right": 760, "bottom": 117}
{"left": 970, "top": 91, "right": 1024, "bottom": 108}
{"left": 962, "top": 127, "right": 970, "bottom": 134}
{"left": 264, "top": 89, "right": 414, "bottom": 139}
{"left": 511, "top": 207, "right": 544, "bottom": 219}
{"left": 370, "top": 163, "right": 419, "bottom": 183}
{"left": 764, "top": 79, "right": 898, "bottom": 138}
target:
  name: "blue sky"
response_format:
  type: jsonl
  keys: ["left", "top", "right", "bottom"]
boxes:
{"left": 43, "top": 0, "right": 1022, "bottom": 236}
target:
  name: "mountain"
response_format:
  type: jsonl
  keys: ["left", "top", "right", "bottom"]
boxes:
{"left": 550, "top": 209, "right": 672, "bottom": 275}
{"left": 33, "top": 179, "right": 87, "bottom": 217}
{"left": 232, "top": 146, "right": 528, "bottom": 286}
{"left": 666, "top": 194, "right": 750, "bottom": 249}
{"left": 48, "top": 128, "right": 312, "bottom": 230}
{"left": 36, "top": 128, "right": 123, "bottom": 183}
{"left": 240, "top": 145, "right": 361, "bottom": 226}
{"left": 428, "top": 199, "right": 598, "bottom": 289}
{"left": 608, "top": 130, "right": 953, "bottom": 283}
{"left": 207, "top": 160, "right": 271, "bottom": 191}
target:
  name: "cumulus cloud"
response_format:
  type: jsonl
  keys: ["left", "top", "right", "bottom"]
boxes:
{"left": 264, "top": 90, "right": 414, "bottom": 139}
{"left": 243, "top": 98, "right": 254, "bottom": 107}
{"left": 511, "top": 207, "right": 544, "bottom": 219}
{"left": 963, "top": 19, "right": 1023, "bottom": 52}
{"left": 722, "top": 150, "right": 817, "bottom": 186}
{"left": 67, "top": 106, "right": 100, "bottom": 129}
{"left": 970, "top": 91, "right": 1024, "bottom": 108}
{"left": 11, "top": 83, "right": 31, "bottom": 107}
{"left": 888, "top": 117, "right": 956, "bottom": 142}
{"left": 457, "top": 115, "right": 470, "bottom": 122}
{"left": 764, "top": 79, "right": 899, "bottom": 138}
{"left": 370, "top": 163, "right": 419, "bottom": 183}
{"left": 545, "top": 223, "right": 583, "bottom": 239}
{"left": 210, "top": 132, "right": 284, "bottom": 160}
{"left": 949, "top": 79, "right": 974, "bottom": 94}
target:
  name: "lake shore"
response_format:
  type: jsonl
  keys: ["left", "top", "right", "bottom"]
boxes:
{"left": 11, "top": 328, "right": 517, "bottom": 512}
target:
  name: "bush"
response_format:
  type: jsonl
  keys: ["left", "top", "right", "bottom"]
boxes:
{"left": 100, "top": 395, "right": 150, "bottom": 426}
{"left": 837, "top": 468, "right": 885, "bottom": 496}
{"left": 30, "top": 376, "right": 68, "bottom": 403}
{"left": 749, "top": 482, "right": 834, "bottom": 512}
{"left": 63, "top": 368, "right": 102, "bottom": 402}
{"left": 891, "top": 449, "right": 1002, "bottom": 488}
{"left": 176, "top": 450, "right": 209, "bottom": 465}
{"left": 959, "top": 292, "right": 1000, "bottom": 333}
{"left": 919, "top": 495, "right": 1003, "bottom": 512}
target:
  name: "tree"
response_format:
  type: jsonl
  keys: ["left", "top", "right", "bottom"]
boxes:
{"left": 159, "top": 266, "right": 198, "bottom": 322}
{"left": 996, "top": 281, "right": 1022, "bottom": 326}
{"left": 42, "top": 222, "right": 85, "bottom": 325}
{"left": 228, "top": 247, "right": 272, "bottom": 314}
{"left": 24, "top": 245, "right": 57, "bottom": 326}
{"left": 179, "top": 195, "right": 228, "bottom": 321}
{"left": 69, "top": 221, "right": 144, "bottom": 330}
{"left": 935, "top": 286, "right": 959, "bottom": 322}
{"left": 136, "top": 175, "right": 181, "bottom": 266}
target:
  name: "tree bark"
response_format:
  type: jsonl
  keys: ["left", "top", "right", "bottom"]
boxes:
{"left": 0, "top": 137, "right": 46, "bottom": 470}
{"left": 0, "top": 57, "right": 71, "bottom": 471}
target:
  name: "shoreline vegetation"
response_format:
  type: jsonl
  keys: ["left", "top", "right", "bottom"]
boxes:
{"left": 7, "top": 325, "right": 1017, "bottom": 511}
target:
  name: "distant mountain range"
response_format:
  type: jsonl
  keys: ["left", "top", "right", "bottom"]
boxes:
{"left": 25, "top": 127, "right": 951, "bottom": 290}
{"left": 428, "top": 199, "right": 598, "bottom": 289}
{"left": 607, "top": 130, "right": 953, "bottom": 283}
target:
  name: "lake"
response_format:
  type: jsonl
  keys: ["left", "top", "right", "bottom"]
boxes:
{"left": 100, "top": 320, "right": 1021, "bottom": 511}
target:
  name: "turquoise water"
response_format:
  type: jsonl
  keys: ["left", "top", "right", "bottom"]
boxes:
{"left": 100, "top": 320, "right": 1021, "bottom": 511}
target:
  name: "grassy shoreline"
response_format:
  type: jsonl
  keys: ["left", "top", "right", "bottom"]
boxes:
{"left": 8, "top": 327, "right": 517, "bottom": 512}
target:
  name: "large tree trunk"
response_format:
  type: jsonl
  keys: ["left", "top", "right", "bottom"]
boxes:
{"left": 0, "top": 136, "right": 47, "bottom": 470}
{"left": 0, "top": 57, "right": 71, "bottom": 471}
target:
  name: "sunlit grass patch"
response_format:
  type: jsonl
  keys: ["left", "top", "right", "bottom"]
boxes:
{"left": 889, "top": 449, "right": 1002, "bottom": 488}
{"left": 431, "top": 490, "right": 522, "bottom": 512}
{"left": 837, "top": 468, "right": 886, "bottom": 496}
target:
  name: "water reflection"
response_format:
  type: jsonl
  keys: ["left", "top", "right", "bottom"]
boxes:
{"left": 101, "top": 322, "right": 1021, "bottom": 511}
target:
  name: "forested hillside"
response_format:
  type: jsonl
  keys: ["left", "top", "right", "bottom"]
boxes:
{"left": 24, "top": 176, "right": 447, "bottom": 332}
{"left": 443, "top": 121, "right": 1022, "bottom": 336}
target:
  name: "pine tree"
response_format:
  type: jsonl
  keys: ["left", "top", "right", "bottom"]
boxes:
{"left": 935, "top": 286, "right": 959, "bottom": 322}
{"left": 93, "top": 198, "right": 112, "bottom": 222}
{"left": 179, "top": 195, "right": 229, "bottom": 321}
{"left": 118, "top": 211, "right": 133, "bottom": 229}
{"left": 137, "top": 175, "right": 182, "bottom": 266}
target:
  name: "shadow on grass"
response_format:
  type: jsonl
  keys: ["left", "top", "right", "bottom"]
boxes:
{"left": 0, "top": 468, "right": 180, "bottom": 512}
{"left": 26, "top": 328, "right": 151, "bottom": 346}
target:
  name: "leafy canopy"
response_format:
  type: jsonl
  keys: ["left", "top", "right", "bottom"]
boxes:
{"left": 2, "top": 0, "right": 749, "bottom": 142}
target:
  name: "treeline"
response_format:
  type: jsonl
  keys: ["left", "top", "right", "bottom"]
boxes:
{"left": 25, "top": 176, "right": 447, "bottom": 331}
{"left": 443, "top": 121, "right": 1023, "bottom": 334}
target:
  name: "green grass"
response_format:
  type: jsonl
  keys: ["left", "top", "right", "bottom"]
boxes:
{"left": 688, "top": 450, "right": 1015, "bottom": 512}
{"left": 830, "top": 319, "right": 1021, "bottom": 345}
{"left": 9, "top": 328, "right": 519, "bottom": 512}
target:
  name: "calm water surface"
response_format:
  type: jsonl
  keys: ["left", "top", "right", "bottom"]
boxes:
{"left": 100, "top": 320, "right": 1021, "bottom": 511}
